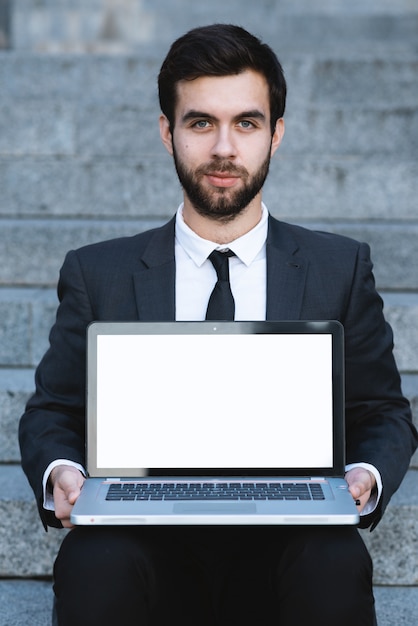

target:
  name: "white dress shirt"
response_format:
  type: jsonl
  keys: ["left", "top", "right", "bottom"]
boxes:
{"left": 43, "top": 203, "right": 381, "bottom": 516}
{"left": 175, "top": 203, "right": 268, "bottom": 321}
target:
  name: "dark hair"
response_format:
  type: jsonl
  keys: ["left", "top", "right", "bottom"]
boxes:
{"left": 158, "top": 24, "right": 286, "bottom": 134}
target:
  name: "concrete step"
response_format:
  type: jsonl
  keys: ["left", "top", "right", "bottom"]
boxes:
{"left": 0, "top": 285, "right": 417, "bottom": 368}
{"left": 0, "top": 581, "right": 54, "bottom": 626}
{"left": 359, "top": 469, "right": 418, "bottom": 585}
{"left": 0, "top": 580, "right": 417, "bottom": 626}
{"left": 0, "top": 465, "right": 66, "bottom": 578}
{"left": 0, "top": 369, "right": 34, "bottom": 463}
{"left": 0, "top": 53, "right": 416, "bottom": 164}
{"left": 1, "top": 53, "right": 417, "bottom": 108}
{"left": 402, "top": 375, "right": 418, "bottom": 469}
{"left": 374, "top": 586, "right": 418, "bottom": 626}
{"left": 1, "top": 155, "right": 417, "bottom": 222}
{"left": 0, "top": 464, "right": 417, "bottom": 582}
{"left": 0, "top": 219, "right": 417, "bottom": 290}
{"left": 0, "top": 78, "right": 416, "bottom": 159}
{"left": 0, "top": 285, "right": 417, "bottom": 367}
{"left": 10, "top": 0, "right": 418, "bottom": 55}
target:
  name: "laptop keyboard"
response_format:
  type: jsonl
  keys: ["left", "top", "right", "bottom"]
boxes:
{"left": 106, "top": 481, "right": 325, "bottom": 502}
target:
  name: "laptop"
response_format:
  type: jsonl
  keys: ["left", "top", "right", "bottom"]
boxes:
{"left": 71, "top": 320, "right": 359, "bottom": 526}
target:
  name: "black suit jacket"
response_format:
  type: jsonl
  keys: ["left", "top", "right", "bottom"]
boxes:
{"left": 19, "top": 215, "right": 417, "bottom": 529}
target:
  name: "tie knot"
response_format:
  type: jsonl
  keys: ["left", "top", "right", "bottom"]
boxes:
{"left": 208, "top": 249, "right": 235, "bottom": 282}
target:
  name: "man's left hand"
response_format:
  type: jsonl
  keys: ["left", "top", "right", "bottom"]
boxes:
{"left": 345, "top": 467, "right": 376, "bottom": 512}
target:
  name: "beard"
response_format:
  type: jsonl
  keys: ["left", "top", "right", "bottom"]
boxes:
{"left": 172, "top": 146, "right": 272, "bottom": 222}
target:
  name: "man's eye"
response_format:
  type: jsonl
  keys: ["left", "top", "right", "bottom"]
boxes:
{"left": 239, "top": 120, "right": 254, "bottom": 129}
{"left": 193, "top": 120, "right": 210, "bottom": 129}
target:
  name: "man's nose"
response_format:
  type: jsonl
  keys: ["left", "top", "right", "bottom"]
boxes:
{"left": 211, "top": 127, "right": 238, "bottom": 159}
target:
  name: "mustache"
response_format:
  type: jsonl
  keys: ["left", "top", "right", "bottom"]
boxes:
{"left": 195, "top": 159, "right": 249, "bottom": 177}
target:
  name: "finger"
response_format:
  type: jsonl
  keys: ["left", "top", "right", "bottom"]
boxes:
{"left": 61, "top": 518, "right": 75, "bottom": 529}
{"left": 54, "top": 497, "right": 76, "bottom": 528}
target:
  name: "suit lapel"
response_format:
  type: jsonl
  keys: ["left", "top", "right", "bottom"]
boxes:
{"left": 266, "top": 216, "right": 308, "bottom": 320}
{"left": 132, "top": 215, "right": 308, "bottom": 321}
{"left": 133, "top": 217, "right": 176, "bottom": 321}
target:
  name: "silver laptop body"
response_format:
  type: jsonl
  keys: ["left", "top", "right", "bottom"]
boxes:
{"left": 71, "top": 320, "right": 359, "bottom": 526}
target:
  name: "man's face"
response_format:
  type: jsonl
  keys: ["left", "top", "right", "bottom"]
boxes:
{"left": 160, "top": 70, "right": 284, "bottom": 222}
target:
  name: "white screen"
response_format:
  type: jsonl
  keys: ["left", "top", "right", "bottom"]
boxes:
{"left": 94, "top": 333, "right": 334, "bottom": 470}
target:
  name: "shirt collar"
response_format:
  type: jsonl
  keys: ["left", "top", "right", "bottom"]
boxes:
{"left": 175, "top": 203, "right": 269, "bottom": 268}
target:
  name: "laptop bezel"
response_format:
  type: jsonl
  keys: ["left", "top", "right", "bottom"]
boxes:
{"left": 86, "top": 320, "right": 345, "bottom": 479}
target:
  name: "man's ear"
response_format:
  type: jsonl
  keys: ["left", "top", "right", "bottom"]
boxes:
{"left": 159, "top": 114, "right": 174, "bottom": 156}
{"left": 270, "top": 117, "right": 285, "bottom": 157}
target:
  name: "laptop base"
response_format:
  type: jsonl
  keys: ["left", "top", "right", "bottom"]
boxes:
{"left": 71, "top": 476, "right": 359, "bottom": 526}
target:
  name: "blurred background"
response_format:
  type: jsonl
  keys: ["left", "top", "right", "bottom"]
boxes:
{"left": 0, "top": 2, "right": 417, "bottom": 624}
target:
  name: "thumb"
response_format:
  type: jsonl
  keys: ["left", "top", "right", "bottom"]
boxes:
{"left": 67, "top": 482, "right": 83, "bottom": 505}
{"left": 348, "top": 482, "right": 362, "bottom": 499}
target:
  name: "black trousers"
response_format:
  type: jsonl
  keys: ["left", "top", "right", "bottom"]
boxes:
{"left": 54, "top": 525, "right": 376, "bottom": 626}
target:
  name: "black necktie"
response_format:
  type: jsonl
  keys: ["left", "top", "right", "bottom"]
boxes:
{"left": 205, "top": 249, "right": 235, "bottom": 320}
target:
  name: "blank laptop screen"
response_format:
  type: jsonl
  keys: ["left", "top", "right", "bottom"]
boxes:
{"left": 91, "top": 331, "right": 334, "bottom": 472}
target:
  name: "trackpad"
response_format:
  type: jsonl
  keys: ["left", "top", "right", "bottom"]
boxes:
{"left": 173, "top": 503, "right": 257, "bottom": 514}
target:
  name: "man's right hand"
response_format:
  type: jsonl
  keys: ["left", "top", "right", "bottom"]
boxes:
{"left": 50, "top": 465, "right": 86, "bottom": 528}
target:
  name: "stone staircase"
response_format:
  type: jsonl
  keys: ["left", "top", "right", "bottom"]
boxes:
{"left": 0, "top": 1, "right": 417, "bottom": 624}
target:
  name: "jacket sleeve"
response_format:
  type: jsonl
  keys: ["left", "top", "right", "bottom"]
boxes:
{"left": 19, "top": 250, "right": 94, "bottom": 529}
{"left": 341, "top": 242, "right": 417, "bottom": 529}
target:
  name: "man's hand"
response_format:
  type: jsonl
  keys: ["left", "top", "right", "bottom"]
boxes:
{"left": 50, "top": 465, "right": 85, "bottom": 528}
{"left": 345, "top": 467, "right": 376, "bottom": 513}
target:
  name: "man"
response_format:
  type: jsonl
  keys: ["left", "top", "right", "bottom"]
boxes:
{"left": 19, "top": 24, "right": 417, "bottom": 626}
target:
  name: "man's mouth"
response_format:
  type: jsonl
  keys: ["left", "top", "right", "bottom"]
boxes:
{"left": 205, "top": 172, "right": 240, "bottom": 188}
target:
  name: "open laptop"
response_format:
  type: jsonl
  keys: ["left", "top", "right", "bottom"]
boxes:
{"left": 71, "top": 320, "right": 359, "bottom": 526}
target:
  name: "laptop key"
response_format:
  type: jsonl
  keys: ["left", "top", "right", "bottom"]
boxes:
{"left": 105, "top": 481, "right": 327, "bottom": 503}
